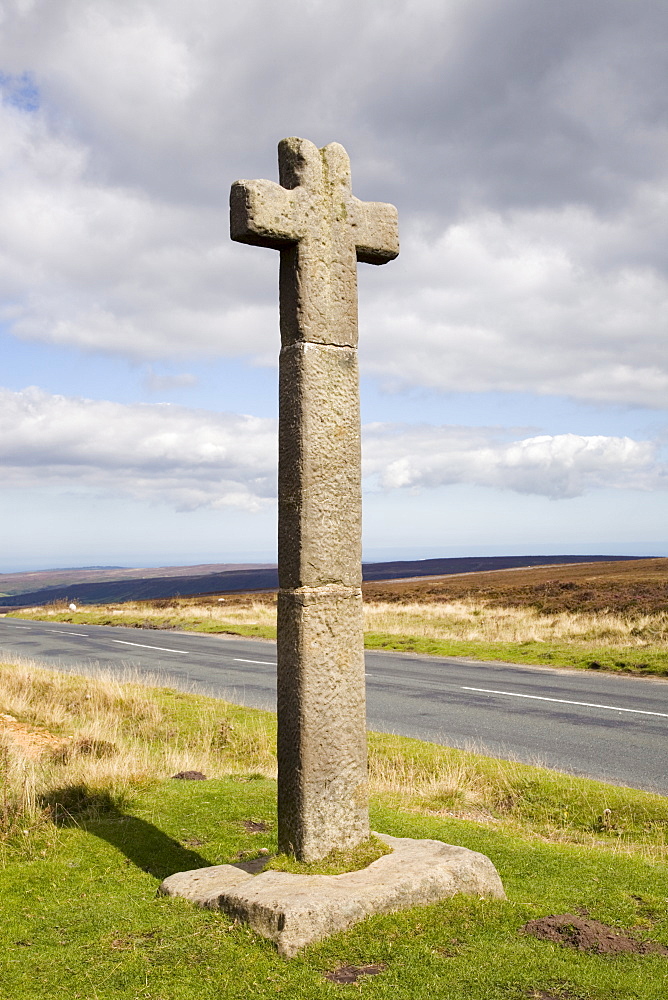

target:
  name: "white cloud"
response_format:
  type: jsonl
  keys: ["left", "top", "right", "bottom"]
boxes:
{"left": 0, "top": 389, "right": 663, "bottom": 510}
{"left": 363, "top": 424, "right": 663, "bottom": 499}
{"left": 0, "top": 0, "right": 665, "bottom": 408}
{"left": 0, "top": 387, "right": 277, "bottom": 510}
{"left": 0, "top": 87, "right": 276, "bottom": 360}
{"left": 360, "top": 206, "right": 668, "bottom": 407}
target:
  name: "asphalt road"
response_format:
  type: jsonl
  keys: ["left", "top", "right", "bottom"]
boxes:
{"left": 1, "top": 616, "right": 666, "bottom": 794}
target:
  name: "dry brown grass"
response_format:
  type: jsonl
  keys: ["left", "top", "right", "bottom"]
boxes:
{"left": 363, "top": 600, "right": 668, "bottom": 648}
{"left": 368, "top": 751, "right": 501, "bottom": 823}
{"left": 0, "top": 656, "right": 507, "bottom": 837}
{"left": 18, "top": 588, "right": 668, "bottom": 650}
{"left": 366, "top": 742, "right": 668, "bottom": 859}
{"left": 21, "top": 597, "right": 277, "bottom": 630}
{"left": 110, "top": 598, "right": 277, "bottom": 628}
{"left": 0, "top": 658, "right": 275, "bottom": 844}
{"left": 1, "top": 658, "right": 666, "bottom": 861}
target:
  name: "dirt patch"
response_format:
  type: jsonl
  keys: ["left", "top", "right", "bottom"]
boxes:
{"left": 324, "top": 963, "right": 387, "bottom": 984}
{"left": 521, "top": 914, "right": 668, "bottom": 956}
{"left": 181, "top": 836, "right": 206, "bottom": 847}
{"left": 110, "top": 931, "right": 158, "bottom": 950}
{"left": 243, "top": 819, "right": 267, "bottom": 833}
{"left": 170, "top": 770, "right": 207, "bottom": 780}
{"left": 526, "top": 991, "right": 576, "bottom": 1000}
{"left": 0, "top": 713, "right": 72, "bottom": 759}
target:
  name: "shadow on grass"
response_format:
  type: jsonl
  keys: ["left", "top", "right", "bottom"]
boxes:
{"left": 41, "top": 785, "right": 213, "bottom": 880}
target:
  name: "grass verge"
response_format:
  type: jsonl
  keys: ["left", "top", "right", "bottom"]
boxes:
{"left": 11, "top": 604, "right": 668, "bottom": 676}
{"left": 13, "top": 607, "right": 277, "bottom": 640}
{"left": 364, "top": 632, "right": 668, "bottom": 677}
{"left": 0, "top": 657, "right": 667, "bottom": 999}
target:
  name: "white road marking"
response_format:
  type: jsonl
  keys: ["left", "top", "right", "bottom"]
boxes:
{"left": 112, "top": 640, "right": 188, "bottom": 654}
{"left": 234, "top": 658, "right": 276, "bottom": 665}
{"left": 2, "top": 625, "right": 29, "bottom": 629}
{"left": 462, "top": 686, "right": 668, "bottom": 719}
{"left": 49, "top": 629, "right": 88, "bottom": 637}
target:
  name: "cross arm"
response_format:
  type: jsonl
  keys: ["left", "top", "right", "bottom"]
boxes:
{"left": 352, "top": 198, "right": 399, "bottom": 265}
{"left": 230, "top": 179, "right": 300, "bottom": 250}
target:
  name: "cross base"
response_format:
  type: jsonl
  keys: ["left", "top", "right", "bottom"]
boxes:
{"left": 159, "top": 833, "right": 506, "bottom": 957}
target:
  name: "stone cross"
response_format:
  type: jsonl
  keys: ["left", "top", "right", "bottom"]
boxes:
{"left": 230, "top": 138, "right": 399, "bottom": 861}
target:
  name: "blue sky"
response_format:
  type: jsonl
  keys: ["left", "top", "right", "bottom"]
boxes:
{"left": 0, "top": 0, "right": 666, "bottom": 573}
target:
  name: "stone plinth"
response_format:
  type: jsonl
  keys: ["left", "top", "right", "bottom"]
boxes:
{"left": 159, "top": 833, "right": 506, "bottom": 958}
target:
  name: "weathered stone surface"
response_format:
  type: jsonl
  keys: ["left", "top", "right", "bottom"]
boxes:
{"left": 159, "top": 863, "right": 252, "bottom": 906}
{"left": 159, "top": 833, "right": 506, "bottom": 957}
{"left": 277, "top": 586, "right": 367, "bottom": 859}
{"left": 230, "top": 138, "right": 398, "bottom": 860}
{"left": 231, "top": 138, "right": 399, "bottom": 349}
{"left": 278, "top": 342, "right": 361, "bottom": 589}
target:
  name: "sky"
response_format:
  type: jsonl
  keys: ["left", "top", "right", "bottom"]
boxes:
{"left": 0, "top": 0, "right": 666, "bottom": 573}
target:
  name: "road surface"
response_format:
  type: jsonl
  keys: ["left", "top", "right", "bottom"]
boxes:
{"left": 1, "top": 616, "right": 666, "bottom": 794}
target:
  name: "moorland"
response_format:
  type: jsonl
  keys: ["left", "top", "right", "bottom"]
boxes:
{"left": 0, "top": 554, "right": 647, "bottom": 607}
{"left": 14, "top": 558, "right": 668, "bottom": 677}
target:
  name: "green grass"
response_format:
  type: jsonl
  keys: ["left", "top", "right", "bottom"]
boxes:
{"left": 13, "top": 609, "right": 277, "bottom": 640}
{"left": 13, "top": 609, "right": 668, "bottom": 676}
{"left": 1, "top": 661, "right": 667, "bottom": 998}
{"left": 267, "top": 835, "right": 391, "bottom": 875}
{"left": 1, "top": 778, "right": 667, "bottom": 999}
{"left": 367, "top": 731, "right": 668, "bottom": 851}
{"left": 364, "top": 632, "right": 668, "bottom": 677}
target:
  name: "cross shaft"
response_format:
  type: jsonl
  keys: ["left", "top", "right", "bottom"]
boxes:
{"left": 231, "top": 138, "right": 398, "bottom": 860}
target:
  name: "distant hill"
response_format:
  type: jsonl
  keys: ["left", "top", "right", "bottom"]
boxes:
{"left": 358, "top": 554, "right": 652, "bottom": 582}
{"left": 363, "top": 557, "right": 668, "bottom": 615}
{"left": 0, "top": 563, "right": 273, "bottom": 597}
{"left": 0, "top": 555, "right": 653, "bottom": 609}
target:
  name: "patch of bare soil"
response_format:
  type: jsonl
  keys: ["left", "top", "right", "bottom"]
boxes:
{"left": 170, "top": 770, "right": 207, "bottom": 780}
{"left": 526, "top": 991, "right": 575, "bottom": 1000}
{"left": 521, "top": 914, "right": 668, "bottom": 956}
{"left": 324, "top": 963, "right": 387, "bottom": 984}
{"left": 109, "top": 931, "right": 159, "bottom": 951}
{"left": 0, "top": 713, "right": 71, "bottom": 759}
{"left": 243, "top": 819, "right": 267, "bottom": 833}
